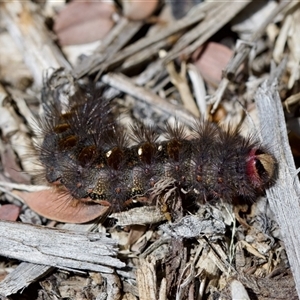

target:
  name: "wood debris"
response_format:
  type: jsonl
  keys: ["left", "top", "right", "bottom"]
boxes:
{"left": 0, "top": 1, "right": 300, "bottom": 299}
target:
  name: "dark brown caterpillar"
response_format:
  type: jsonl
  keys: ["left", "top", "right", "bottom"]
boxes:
{"left": 35, "top": 86, "right": 277, "bottom": 215}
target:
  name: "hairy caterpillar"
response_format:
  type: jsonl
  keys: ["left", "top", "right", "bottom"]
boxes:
{"left": 30, "top": 81, "right": 277, "bottom": 223}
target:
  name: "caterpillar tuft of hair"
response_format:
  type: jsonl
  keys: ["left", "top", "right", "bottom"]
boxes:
{"left": 31, "top": 84, "right": 277, "bottom": 223}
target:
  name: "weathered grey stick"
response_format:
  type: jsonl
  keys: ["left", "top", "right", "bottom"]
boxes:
{"left": 255, "top": 80, "right": 300, "bottom": 297}
{"left": 0, "top": 223, "right": 110, "bottom": 297}
{"left": 0, "top": 221, "right": 125, "bottom": 273}
{"left": 0, "top": 262, "right": 53, "bottom": 297}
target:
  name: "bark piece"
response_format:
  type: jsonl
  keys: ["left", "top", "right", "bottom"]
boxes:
{"left": 0, "top": 220, "right": 125, "bottom": 276}
{"left": 255, "top": 79, "right": 300, "bottom": 297}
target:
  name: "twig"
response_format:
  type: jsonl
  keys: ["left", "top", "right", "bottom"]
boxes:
{"left": 96, "top": 3, "right": 207, "bottom": 72}
{"left": 121, "top": 39, "right": 173, "bottom": 71}
{"left": 163, "top": 1, "right": 251, "bottom": 63}
{"left": 208, "top": 77, "right": 229, "bottom": 114}
{"left": 74, "top": 18, "right": 144, "bottom": 79}
{"left": 225, "top": 1, "right": 295, "bottom": 79}
{"left": 187, "top": 63, "right": 207, "bottom": 117}
{"left": 166, "top": 60, "right": 200, "bottom": 117}
{"left": 0, "top": 181, "right": 49, "bottom": 192}
{"left": 101, "top": 72, "right": 196, "bottom": 127}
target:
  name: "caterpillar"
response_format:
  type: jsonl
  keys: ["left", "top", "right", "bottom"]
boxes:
{"left": 31, "top": 80, "right": 277, "bottom": 223}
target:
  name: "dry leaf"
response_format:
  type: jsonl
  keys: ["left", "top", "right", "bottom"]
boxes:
{"left": 193, "top": 42, "right": 234, "bottom": 86}
{"left": 122, "top": 0, "right": 159, "bottom": 21}
{"left": 0, "top": 204, "right": 21, "bottom": 221}
{"left": 15, "top": 189, "right": 109, "bottom": 223}
{"left": 54, "top": 1, "right": 116, "bottom": 46}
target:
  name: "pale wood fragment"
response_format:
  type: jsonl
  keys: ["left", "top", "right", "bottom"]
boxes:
{"left": 1, "top": 2, "right": 71, "bottom": 87}
{"left": 231, "top": 279, "right": 250, "bottom": 300}
{"left": 0, "top": 32, "right": 33, "bottom": 90}
{"left": 102, "top": 273, "right": 122, "bottom": 300}
{"left": 111, "top": 206, "right": 166, "bottom": 226}
{"left": 0, "top": 84, "right": 36, "bottom": 174}
{"left": 136, "top": 256, "right": 158, "bottom": 300}
{"left": 273, "top": 15, "right": 292, "bottom": 63}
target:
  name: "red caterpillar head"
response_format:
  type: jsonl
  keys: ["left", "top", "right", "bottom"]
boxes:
{"left": 246, "top": 148, "right": 276, "bottom": 190}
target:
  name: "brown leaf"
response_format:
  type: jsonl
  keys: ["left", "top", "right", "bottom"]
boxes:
{"left": 14, "top": 189, "right": 109, "bottom": 223}
{"left": 193, "top": 42, "right": 234, "bottom": 86}
{"left": 56, "top": 18, "right": 114, "bottom": 46}
{"left": 53, "top": 0, "right": 116, "bottom": 46}
{"left": 54, "top": 1, "right": 116, "bottom": 32}
{"left": 0, "top": 144, "right": 31, "bottom": 184}
{"left": 122, "top": 0, "right": 159, "bottom": 21}
{"left": 0, "top": 204, "right": 21, "bottom": 221}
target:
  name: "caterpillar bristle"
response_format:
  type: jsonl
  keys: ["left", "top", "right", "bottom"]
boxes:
{"left": 164, "top": 121, "right": 188, "bottom": 141}
{"left": 103, "top": 127, "right": 129, "bottom": 150}
{"left": 130, "top": 123, "right": 160, "bottom": 144}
